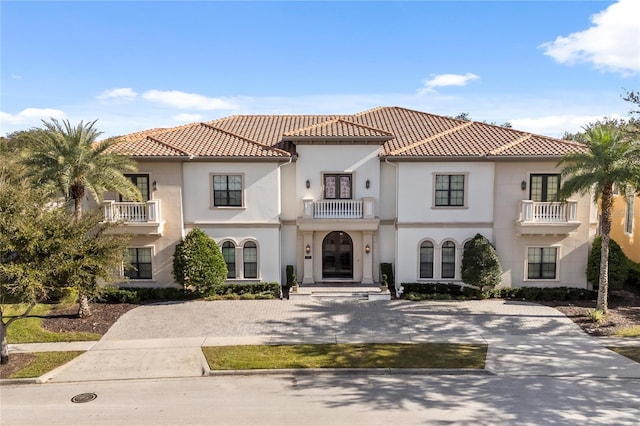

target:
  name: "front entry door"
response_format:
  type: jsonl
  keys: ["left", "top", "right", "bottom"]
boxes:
{"left": 322, "top": 231, "right": 353, "bottom": 279}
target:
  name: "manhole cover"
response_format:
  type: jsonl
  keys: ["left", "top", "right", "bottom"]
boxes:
{"left": 71, "top": 393, "right": 97, "bottom": 403}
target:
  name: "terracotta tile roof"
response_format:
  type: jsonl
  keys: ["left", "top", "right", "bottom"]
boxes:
{"left": 110, "top": 106, "right": 586, "bottom": 159}
{"left": 283, "top": 118, "right": 393, "bottom": 140}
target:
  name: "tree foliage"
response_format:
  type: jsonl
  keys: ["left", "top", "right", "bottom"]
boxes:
{"left": 461, "top": 234, "right": 503, "bottom": 289}
{"left": 0, "top": 151, "right": 130, "bottom": 363}
{"left": 558, "top": 119, "right": 640, "bottom": 313}
{"left": 586, "top": 237, "right": 629, "bottom": 290}
{"left": 173, "top": 228, "right": 228, "bottom": 295}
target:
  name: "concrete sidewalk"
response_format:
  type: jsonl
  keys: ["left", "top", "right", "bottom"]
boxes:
{"left": 6, "top": 299, "right": 640, "bottom": 383}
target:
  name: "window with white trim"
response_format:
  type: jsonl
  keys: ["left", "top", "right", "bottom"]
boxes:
{"left": 324, "top": 174, "right": 352, "bottom": 200}
{"left": 527, "top": 247, "right": 558, "bottom": 280}
{"left": 243, "top": 241, "right": 258, "bottom": 279}
{"left": 419, "top": 241, "right": 434, "bottom": 278}
{"left": 529, "top": 174, "right": 560, "bottom": 202}
{"left": 625, "top": 195, "right": 634, "bottom": 234}
{"left": 435, "top": 174, "right": 465, "bottom": 207}
{"left": 441, "top": 241, "right": 456, "bottom": 278}
{"left": 125, "top": 247, "right": 152, "bottom": 279}
{"left": 222, "top": 241, "right": 236, "bottom": 279}
{"left": 212, "top": 175, "right": 243, "bottom": 207}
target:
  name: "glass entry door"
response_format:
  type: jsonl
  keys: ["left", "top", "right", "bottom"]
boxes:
{"left": 322, "top": 231, "right": 353, "bottom": 279}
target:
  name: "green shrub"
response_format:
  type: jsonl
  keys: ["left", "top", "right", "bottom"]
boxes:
{"left": 587, "top": 309, "right": 606, "bottom": 323}
{"left": 209, "top": 282, "right": 280, "bottom": 298}
{"left": 173, "top": 228, "right": 228, "bottom": 295}
{"left": 98, "top": 286, "right": 140, "bottom": 304}
{"left": 380, "top": 263, "right": 396, "bottom": 297}
{"left": 461, "top": 234, "right": 502, "bottom": 289}
{"left": 401, "top": 283, "right": 595, "bottom": 302}
{"left": 587, "top": 236, "right": 629, "bottom": 289}
{"left": 627, "top": 261, "right": 640, "bottom": 287}
{"left": 285, "top": 265, "right": 296, "bottom": 288}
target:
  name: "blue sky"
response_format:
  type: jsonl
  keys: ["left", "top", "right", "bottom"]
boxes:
{"left": 1, "top": 0, "right": 639, "bottom": 138}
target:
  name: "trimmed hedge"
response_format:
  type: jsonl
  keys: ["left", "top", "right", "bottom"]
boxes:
{"left": 98, "top": 282, "right": 280, "bottom": 303}
{"left": 380, "top": 263, "right": 396, "bottom": 297}
{"left": 401, "top": 282, "right": 596, "bottom": 302}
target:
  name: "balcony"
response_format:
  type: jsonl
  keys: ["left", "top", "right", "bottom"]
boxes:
{"left": 515, "top": 200, "right": 580, "bottom": 235}
{"left": 103, "top": 200, "right": 163, "bottom": 235}
{"left": 297, "top": 197, "right": 379, "bottom": 231}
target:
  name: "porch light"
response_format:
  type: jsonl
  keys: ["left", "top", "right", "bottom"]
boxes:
{"left": 306, "top": 179, "right": 310, "bottom": 189}
{"left": 305, "top": 244, "right": 311, "bottom": 254}
{"left": 365, "top": 244, "right": 371, "bottom": 254}
{"left": 365, "top": 179, "right": 370, "bottom": 189}
{"left": 521, "top": 180, "right": 527, "bottom": 191}
{"left": 153, "top": 180, "right": 158, "bottom": 191}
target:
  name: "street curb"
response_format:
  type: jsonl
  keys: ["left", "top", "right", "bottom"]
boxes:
{"left": 0, "top": 378, "right": 39, "bottom": 386}
{"left": 207, "top": 368, "right": 493, "bottom": 377}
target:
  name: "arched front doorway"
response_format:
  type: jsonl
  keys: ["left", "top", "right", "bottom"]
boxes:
{"left": 322, "top": 231, "right": 353, "bottom": 279}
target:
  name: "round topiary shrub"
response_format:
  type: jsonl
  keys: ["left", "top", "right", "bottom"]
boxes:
{"left": 461, "top": 234, "right": 502, "bottom": 290}
{"left": 587, "top": 236, "right": 629, "bottom": 289}
{"left": 173, "top": 228, "right": 228, "bottom": 295}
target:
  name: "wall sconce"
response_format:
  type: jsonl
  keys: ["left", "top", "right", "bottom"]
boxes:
{"left": 306, "top": 179, "right": 310, "bottom": 189}
{"left": 365, "top": 244, "right": 371, "bottom": 254}
{"left": 152, "top": 180, "right": 158, "bottom": 191}
{"left": 305, "top": 244, "right": 311, "bottom": 255}
{"left": 365, "top": 179, "right": 370, "bottom": 189}
{"left": 521, "top": 180, "right": 527, "bottom": 191}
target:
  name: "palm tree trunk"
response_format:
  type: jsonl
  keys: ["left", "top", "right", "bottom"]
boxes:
{"left": 596, "top": 185, "right": 613, "bottom": 314}
{"left": 78, "top": 292, "right": 92, "bottom": 318}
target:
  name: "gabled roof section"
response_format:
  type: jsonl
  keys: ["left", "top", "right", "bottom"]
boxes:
{"left": 283, "top": 118, "right": 394, "bottom": 142}
{"left": 109, "top": 122, "right": 291, "bottom": 159}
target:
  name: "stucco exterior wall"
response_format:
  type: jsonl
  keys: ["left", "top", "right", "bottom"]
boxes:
{"left": 493, "top": 161, "right": 594, "bottom": 288}
{"left": 610, "top": 193, "right": 640, "bottom": 263}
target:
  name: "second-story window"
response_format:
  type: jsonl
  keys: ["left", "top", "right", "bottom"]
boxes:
{"left": 324, "top": 174, "right": 352, "bottom": 199}
{"left": 529, "top": 174, "right": 560, "bottom": 202}
{"left": 121, "top": 174, "right": 150, "bottom": 201}
{"left": 435, "top": 174, "right": 465, "bottom": 207}
{"left": 213, "top": 175, "right": 243, "bottom": 207}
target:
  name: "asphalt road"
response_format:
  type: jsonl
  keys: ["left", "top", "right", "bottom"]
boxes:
{"left": 2, "top": 374, "right": 639, "bottom": 425}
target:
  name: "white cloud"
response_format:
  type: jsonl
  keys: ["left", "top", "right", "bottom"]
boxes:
{"left": 540, "top": 0, "right": 640, "bottom": 75}
{"left": 173, "top": 113, "right": 202, "bottom": 122}
{"left": 142, "top": 90, "right": 238, "bottom": 110}
{"left": 419, "top": 73, "right": 480, "bottom": 94}
{"left": 0, "top": 108, "right": 66, "bottom": 126}
{"left": 96, "top": 87, "right": 138, "bottom": 101}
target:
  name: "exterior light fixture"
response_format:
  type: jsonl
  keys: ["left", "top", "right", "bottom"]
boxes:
{"left": 365, "top": 179, "right": 370, "bottom": 189}
{"left": 521, "top": 180, "right": 527, "bottom": 191}
{"left": 365, "top": 244, "right": 371, "bottom": 254}
{"left": 305, "top": 244, "right": 311, "bottom": 255}
{"left": 306, "top": 179, "right": 310, "bottom": 189}
{"left": 152, "top": 180, "right": 158, "bottom": 191}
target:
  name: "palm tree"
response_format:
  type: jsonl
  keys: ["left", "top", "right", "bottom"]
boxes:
{"left": 558, "top": 119, "right": 640, "bottom": 314}
{"left": 23, "top": 119, "right": 141, "bottom": 317}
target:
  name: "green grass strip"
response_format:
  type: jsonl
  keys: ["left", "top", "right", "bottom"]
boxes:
{"left": 608, "top": 347, "right": 640, "bottom": 363}
{"left": 203, "top": 343, "right": 487, "bottom": 370}
{"left": 615, "top": 326, "right": 640, "bottom": 338}
{"left": 9, "top": 351, "right": 85, "bottom": 379}
{"left": 3, "top": 304, "right": 101, "bottom": 343}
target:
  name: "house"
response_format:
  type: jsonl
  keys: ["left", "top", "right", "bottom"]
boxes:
{"left": 102, "top": 106, "right": 596, "bottom": 292}
{"left": 609, "top": 189, "right": 639, "bottom": 263}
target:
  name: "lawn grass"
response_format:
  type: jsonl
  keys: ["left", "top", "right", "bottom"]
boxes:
{"left": 2, "top": 304, "right": 101, "bottom": 343}
{"left": 203, "top": 343, "right": 487, "bottom": 370}
{"left": 615, "top": 326, "right": 640, "bottom": 338}
{"left": 608, "top": 347, "right": 640, "bottom": 363}
{"left": 8, "top": 351, "right": 85, "bottom": 379}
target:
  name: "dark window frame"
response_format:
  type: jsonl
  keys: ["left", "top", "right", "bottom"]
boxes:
{"left": 323, "top": 174, "right": 353, "bottom": 200}
{"left": 212, "top": 175, "right": 243, "bottom": 207}
{"left": 527, "top": 247, "right": 558, "bottom": 280}
{"left": 441, "top": 241, "right": 456, "bottom": 279}
{"left": 121, "top": 174, "right": 150, "bottom": 202}
{"left": 243, "top": 241, "right": 258, "bottom": 279}
{"left": 419, "top": 241, "right": 434, "bottom": 279}
{"left": 125, "top": 247, "right": 152, "bottom": 279}
{"left": 222, "top": 241, "right": 236, "bottom": 279}
{"left": 529, "top": 174, "right": 560, "bottom": 202}
{"left": 435, "top": 174, "right": 465, "bottom": 207}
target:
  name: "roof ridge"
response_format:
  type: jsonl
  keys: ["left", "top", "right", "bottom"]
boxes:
{"left": 388, "top": 121, "right": 475, "bottom": 156}
{"left": 352, "top": 106, "right": 386, "bottom": 117}
{"left": 146, "top": 134, "right": 192, "bottom": 156}
{"left": 488, "top": 133, "right": 533, "bottom": 156}
{"left": 283, "top": 117, "right": 393, "bottom": 137}
{"left": 200, "top": 122, "right": 291, "bottom": 157}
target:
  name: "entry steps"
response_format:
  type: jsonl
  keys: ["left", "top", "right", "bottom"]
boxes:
{"left": 289, "top": 284, "right": 391, "bottom": 301}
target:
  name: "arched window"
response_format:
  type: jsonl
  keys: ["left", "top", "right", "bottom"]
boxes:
{"left": 243, "top": 241, "right": 258, "bottom": 279}
{"left": 441, "top": 241, "right": 456, "bottom": 279}
{"left": 222, "top": 241, "right": 236, "bottom": 279}
{"left": 419, "top": 241, "right": 434, "bottom": 278}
